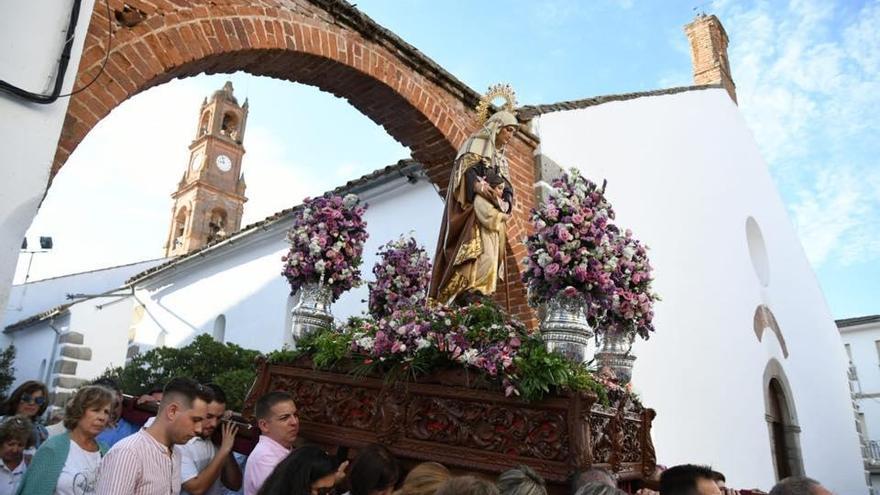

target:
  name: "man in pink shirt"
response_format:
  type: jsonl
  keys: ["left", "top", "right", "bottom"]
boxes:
{"left": 97, "top": 377, "right": 212, "bottom": 495}
{"left": 243, "top": 391, "right": 299, "bottom": 495}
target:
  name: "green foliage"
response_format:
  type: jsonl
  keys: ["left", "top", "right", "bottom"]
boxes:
{"left": 0, "top": 345, "right": 15, "bottom": 402}
{"left": 509, "top": 339, "right": 608, "bottom": 404}
{"left": 99, "top": 334, "right": 259, "bottom": 411}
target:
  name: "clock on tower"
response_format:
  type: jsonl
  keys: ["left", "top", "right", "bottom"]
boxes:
{"left": 164, "top": 81, "right": 249, "bottom": 256}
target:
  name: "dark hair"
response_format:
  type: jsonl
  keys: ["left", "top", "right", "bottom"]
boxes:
{"left": 203, "top": 383, "right": 227, "bottom": 405}
{"left": 497, "top": 465, "right": 547, "bottom": 495}
{"left": 63, "top": 386, "right": 114, "bottom": 430}
{"left": 349, "top": 443, "right": 401, "bottom": 495}
{"left": 436, "top": 476, "right": 500, "bottom": 495}
{"left": 660, "top": 465, "right": 716, "bottom": 495}
{"left": 0, "top": 416, "right": 33, "bottom": 445}
{"left": 711, "top": 471, "right": 725, "bottom": 483}
{"left": 769, "top": 477, "right": 822, "bottom": 495}
{"left": 161, "top": 377, "right": 213, "bottom": 410}
{"left": 257, "top": 445, "right": 336, "bottom": 495}
{"left": 147, "top": 384, "right": 165, "bottom": 396}
{"left": 91, "top": 377, "right": 121, "bottom": 393}
{"left": 2, "top": 380, "right": 49, "bottom": 417}
{"left": 256, "top": 391, "right": 294, "bottom": 420}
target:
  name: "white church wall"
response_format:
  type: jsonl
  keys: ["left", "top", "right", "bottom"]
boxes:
{"left": 0, "top": 0, "right": 97, "bottom": 321}
{"left": 534, "top": 88, "right": 865, "bottom": 493}
{"left": 65, "top": 295, "right": 134, "bottom": 381}
{"left": 841, "top": 322, "right": 880, "bottom": 449}
{"left": 3, "top": 258, "right": 166, "bottom": 329}
{"left": 5, "top": 319, "right": 61, "bottom": 389}
{"left": 130, "top": 176, "right": 443, "bottom": 355}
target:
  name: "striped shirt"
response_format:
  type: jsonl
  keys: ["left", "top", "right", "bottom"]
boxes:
{"left": 96, "top": 429, "right": 181, "bottom": 495}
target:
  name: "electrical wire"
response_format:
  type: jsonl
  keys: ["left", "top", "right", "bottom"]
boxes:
{"left": 0, "top": 0, "right": 112, "bottom": 104}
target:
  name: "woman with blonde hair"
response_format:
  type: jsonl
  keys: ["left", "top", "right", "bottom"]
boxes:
{"left": 395, "top": 462, "right": 451, "bottom": 495}
{"left": 15, "top": 385, "right": 113, "bottom": 495}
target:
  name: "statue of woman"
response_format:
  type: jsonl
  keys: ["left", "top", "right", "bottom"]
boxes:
{"left": 430, "top": 106, "right": 519, "bottom": 305}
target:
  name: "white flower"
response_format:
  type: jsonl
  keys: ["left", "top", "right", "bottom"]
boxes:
{"left": 343, "top": 194, "right": 359, "bottom": 208}
{"left": 459, "top": 348, "right": 479, "bottom": 365}
{"left": 416, "top": 338, "right": 431, "bottom": 350}
{"left": 356, "top": 336, "right": 375, "bottom": 349}
{"left": 537, "top": 253, "right": 552, "bottom": 268}
{"left": 315, "top": 260, "right": 326, "bottom": 273}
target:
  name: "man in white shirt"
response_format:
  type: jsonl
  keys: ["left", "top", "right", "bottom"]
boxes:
{"left": 96, "top": 377, "right": 212, "bottom": 495}
{"left": 0, "top": 417, "right": 30, "bottom": 495}
{"left": 179, "top": 384, "right": 241, "bottom": 495}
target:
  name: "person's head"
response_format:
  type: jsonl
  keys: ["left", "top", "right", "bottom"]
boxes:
{"left": 62, "top": 385, "right": 114, "bottom": 438}
{"left": 256, "top": 391, "right": 299, "bottom": 448}
{"left": 257, "top": 445, "right": 338, "bottom": 495}
{"left": 157, "top": 377, "right": 213, "bottom": 445}
{"left": 396, "top": 461, "right": 451, "bottom": 495}
{"left": 769, "top": 477, "right": 833, "bottom": 495}
{"left": 349, "top": 443, "right": 401, "bottom": 495}
{"left": 710, "top": 472, "right": 726, "bottom": 490}
{"left": 91, "top": 377, "right": 123, "bottom": 422}
{"left": 485, "top": 111, "right": 519, "bottom": 149}
{"left": 571, "top": 467, "right": 617, "bottom": 493}
{"left": 200, "top": 383, "right": 227, "bottom": 439}
{"left": 147, "top": 385, "right": 164, "bottom": 403}
{"left": 435, "top": 476, "right": 499, "bottom": 495}
{"left": 573, "top": 482, "right": 629, "bottom": 495}
{"left": 0, "top": 416, "right": 32, "bottom": 465}
{"left": 497, "top": 465, "right": 547, "bottom": 495}
{"left": 660, "top": 465, "right": 722, "bottom": 495}
{"left": 4, "top": 380, "right": 48, "bottom": 418}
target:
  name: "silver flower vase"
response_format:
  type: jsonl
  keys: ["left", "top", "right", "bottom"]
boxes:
{"left": 540, "top": 294, "right": 594, "bottom": 363}
{"left": 596, "top": 331, "right": 637, "bottom": 385}
{"left": 290, "top": 282, "right": 334, "bottom": 347}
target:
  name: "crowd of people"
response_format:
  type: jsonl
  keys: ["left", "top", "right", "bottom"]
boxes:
{"left": 0, "top": 377, "right": 835, "bottom": 495}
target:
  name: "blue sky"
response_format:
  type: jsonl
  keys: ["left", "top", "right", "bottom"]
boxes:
{"left": 16, "top": 0, "right": 879, "bottom": 319}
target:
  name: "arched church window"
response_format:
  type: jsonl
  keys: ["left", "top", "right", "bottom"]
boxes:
{"left": 220, "top": 112, "right": 239, "bottom": 139}
{"left": 207, "top": 209, "right": 228, "bottom": 244}
{"left": 763, "top": 361, "right": 805, "bottom": 480}
{"left": 213, "top": 315, "right": 226, "bottom": 343}
{"left": 199, "top": 111, "right": 211, "bottom": 137}
{"left": 173, "top": 207, "right": 188, "bottom": 249}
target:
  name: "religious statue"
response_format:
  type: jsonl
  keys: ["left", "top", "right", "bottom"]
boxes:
{"left": 429, "top": 84, "right": 519, "bottom": 305}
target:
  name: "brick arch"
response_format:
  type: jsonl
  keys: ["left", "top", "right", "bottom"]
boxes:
{"left": 56, "top": 0, "right": 538, "bottom": 324}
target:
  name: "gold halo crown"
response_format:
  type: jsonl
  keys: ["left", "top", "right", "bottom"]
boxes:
{"left": 475, "top": 83, "right": 517, "bottom": 125}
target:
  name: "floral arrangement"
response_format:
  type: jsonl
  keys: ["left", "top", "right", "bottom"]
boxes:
{"left": 604, "top": 228, "right": 658, "bottom": 340}
{"left": 522, "top": 168, "right": 659, "bottom": 340}
{"left": 282, "top": 193, "right": 368, "bottom": 302}
{"left": 268, "top": 300, "right": 609, "bottom": 403}
{"left": 368, "top": 236, "right": 432, "bottom": 318}
{"left": 522, "top": 168, "right": 617, "bottom": 318}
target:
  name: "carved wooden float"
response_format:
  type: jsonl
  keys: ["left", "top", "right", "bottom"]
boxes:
{"left": 243, "top": 357, "right": 657, "bottom": 491}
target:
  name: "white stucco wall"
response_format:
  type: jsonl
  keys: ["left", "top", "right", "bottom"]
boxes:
{"left": 841, "top": 322, "right": 880, "bottom": 445}
{"left": 535, "top": 88, "right": 865, "bottom": 493}
{"left": 0, "top": 0, "right": 97, "bottom": 320}
{"left": 130, "top": 175, "right": 443, "bottom": 354}
{"left": 2, "top": 258, "right": 166, "bottom": 329}
{"left": 5, "top": 318, "right": 62, "bottom": 388}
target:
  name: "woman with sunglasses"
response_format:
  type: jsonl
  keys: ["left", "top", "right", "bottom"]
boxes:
{"left": 15, "top": 385, "right": 113, "bottom": 495}
{"left": 0, "top": 381, "right": 50, "bottom": 456}
{"left": 257, "top": 445, "right": 348, "bottom": 495}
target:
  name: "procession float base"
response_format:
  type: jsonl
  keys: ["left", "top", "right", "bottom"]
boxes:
{"left": 243, "top": 358, "right": 657, "bottom": 493}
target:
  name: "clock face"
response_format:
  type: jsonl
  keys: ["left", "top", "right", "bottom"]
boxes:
{"left": 189, "top": 151, "right": 204, "bottom": 171}
{"left": 215, "top": 154, "right": 232, "bottom": 172}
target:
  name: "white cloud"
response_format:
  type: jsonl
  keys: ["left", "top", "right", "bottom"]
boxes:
{"left": 712, "top": 0, "right": 880, "bottom": 269}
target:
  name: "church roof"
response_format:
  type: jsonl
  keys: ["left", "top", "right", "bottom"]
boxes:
{"left": 126, "top": 159, "right": 424, "bottom": 285}
{"left": 516, "top": 84, "right": 723, "bottom": 119}
{"left": 4, "top": 303, "right": 71, "bottom": 333}
{"left": 836, "top": 314, "right": 880, "bottom": 329}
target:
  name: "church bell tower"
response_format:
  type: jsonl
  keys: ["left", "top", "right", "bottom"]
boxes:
{"left": 164, "top": 81, "right": 249, "bottom": 256}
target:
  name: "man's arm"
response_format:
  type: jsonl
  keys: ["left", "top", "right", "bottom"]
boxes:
{"left": 219, "top": 451, "right": 243, "bottom": 491}
{"left": 181, "top": 423, "right": 239, "bottom": 495}
{"left": 96, "top": 446, "right": 142, "bottom": 495}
